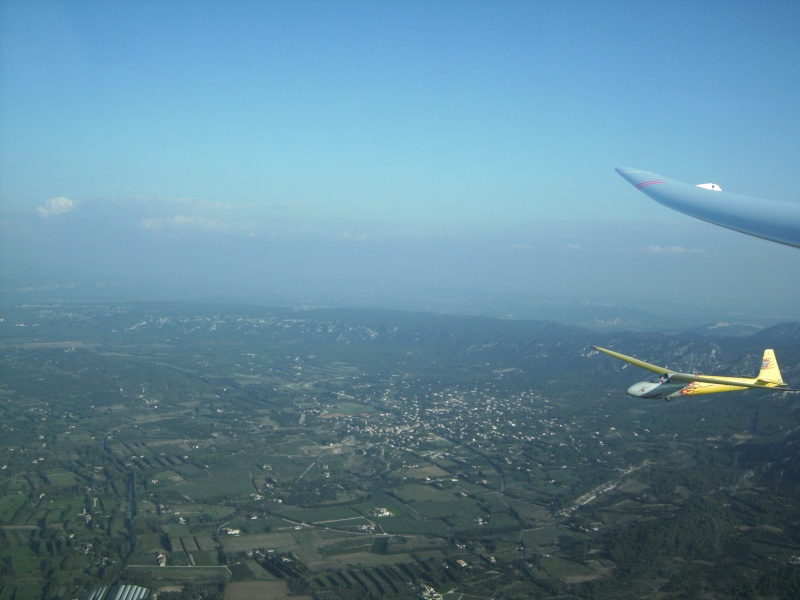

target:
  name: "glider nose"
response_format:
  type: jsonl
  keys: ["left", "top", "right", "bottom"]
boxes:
{"left": 626, "top": 382, "right": 650, "bottom": 397}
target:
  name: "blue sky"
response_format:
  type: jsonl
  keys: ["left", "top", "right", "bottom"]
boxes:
{"left": 2, "top": 0, "right": 800, "bottom": 321}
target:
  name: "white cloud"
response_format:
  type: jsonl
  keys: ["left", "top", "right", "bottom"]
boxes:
{"left": 168, "top": 197, "right": 232, "bottom": 211}
{"left": 36, "top": 197, "right": 77, "bottom": 218}
{"left": 646, "top": 245, "right": 705, "bottom": 254}
{"left": 141, "top": 215, "right": 234, "bottom": 232}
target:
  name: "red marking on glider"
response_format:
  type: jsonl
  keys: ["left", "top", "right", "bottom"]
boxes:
{"left": 636, "top": 180, "right": 665, "bottom": 189}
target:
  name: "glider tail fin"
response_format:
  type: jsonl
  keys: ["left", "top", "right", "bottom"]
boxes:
{"left": 757, "top": 349, "right": 785, "bottom": 386}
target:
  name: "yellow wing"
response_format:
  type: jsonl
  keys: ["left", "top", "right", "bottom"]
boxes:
{"left": 592, "top": 346, "right": 673, "bottom": 376}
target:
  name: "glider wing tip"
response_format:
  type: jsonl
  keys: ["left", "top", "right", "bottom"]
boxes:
{"left": 615, "top": 167, "right": 660, "bottom": 188}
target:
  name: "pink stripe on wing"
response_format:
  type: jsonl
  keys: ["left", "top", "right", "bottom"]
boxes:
{"left": 636, "top": 180, "right": 665, "bottom": 189}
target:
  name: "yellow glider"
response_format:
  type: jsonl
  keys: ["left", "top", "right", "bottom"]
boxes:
{"left": 593, "top": 346, "right": 794, "bottom": 400}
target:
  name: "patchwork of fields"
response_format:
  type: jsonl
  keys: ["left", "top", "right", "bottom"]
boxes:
{"left": 2, "top": 304, "right": 800, "bottom": 599}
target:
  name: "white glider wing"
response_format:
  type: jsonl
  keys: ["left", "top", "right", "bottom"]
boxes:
{"left": 616, "top": 168, "right": 800, "bottom": 249}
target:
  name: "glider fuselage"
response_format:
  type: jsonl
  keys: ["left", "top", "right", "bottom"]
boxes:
{"left": 626, "top": 377, "right": 747, "bottom": 399}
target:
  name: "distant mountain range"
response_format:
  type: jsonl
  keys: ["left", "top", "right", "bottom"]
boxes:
{"left": 3, "top": 274, "right": 797, "bottom": 333}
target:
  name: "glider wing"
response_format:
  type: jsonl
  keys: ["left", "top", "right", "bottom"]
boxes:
{"left": 616, "top": 168, "right": 800, "bottom": 249}
{"left": 592, "top": 346, "right": 672, "bottom": 376}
